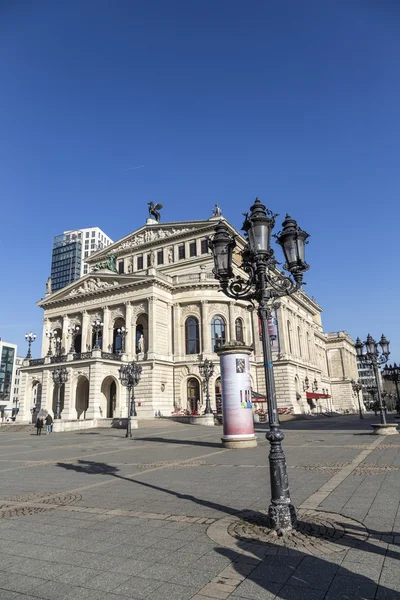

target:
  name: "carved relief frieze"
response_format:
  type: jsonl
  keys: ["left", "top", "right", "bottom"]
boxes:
{"left": 66, "top": 278, "right": 120, "bottom": 298}
{"left": 208, "top": 302, "right": 229, "bottom": 318}
{"left": 116, "top": 227, "right": 196, "bottom": 252}
{"left": 181, "top": 304, "right": 201, "bottom": 319}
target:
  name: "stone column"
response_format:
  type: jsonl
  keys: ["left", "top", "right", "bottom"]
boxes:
{"left": 125, "top": 302, "right": 133, "bottom": 358}
{"left": 166, "top": 303, "right": 173, "bottom": 358}
{"left": 228, "top": 302, "right": 236, "bottom": 342}
{"left": 62, "top": 367, "right": 74, "bottom": 419}
{"left": 173, "top": 304, "right": 181, "bottom": 357}
{"left": 102, "top": 306, "right": 110, "bottom": 351}
{"left": 148, "top": 297, "right": 157, "bottom": 359}
{"left": 81, "top": 311, "right": 90, "bottom": 352}
{"left": 201, "top": 301, "right": 211, "bottom": 354}
{"left": 86, "top": 362, "right": 103, "bottom": 419}
{"left": 40, "top": 371, "right": 53, "bottom": 415}
{"left": 42, "top": 318, "right": 50, "bottom": 357}
{"left": 62, "top": 315, "right": 69, "bottom": 354}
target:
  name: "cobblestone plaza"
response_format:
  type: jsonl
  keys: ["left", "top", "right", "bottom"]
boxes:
{"left": 0, "top": 415, "right": 398, "bottom": 599}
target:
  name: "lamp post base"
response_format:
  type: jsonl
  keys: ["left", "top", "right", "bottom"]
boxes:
{"left": 371, "top": 423, "right": 399, "bottom": 435}
{"left": 221, "top": 435, "right": 257, "bottom": 449}
{"left": 268, "top": 503, "right": 297, "bottom": 533}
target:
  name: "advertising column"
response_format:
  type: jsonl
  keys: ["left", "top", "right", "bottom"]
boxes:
{"left": 216, "top": 342, "right": 257, "bottom": 448}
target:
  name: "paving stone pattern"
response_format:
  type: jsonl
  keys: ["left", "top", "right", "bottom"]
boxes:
{"left": 0, "top": 415, "right": 398, "bottom": 598}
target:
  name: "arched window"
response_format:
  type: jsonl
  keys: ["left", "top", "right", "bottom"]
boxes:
{"left": 185, "top": 317, "right": 200, "bottom": 354}
{"left": 235, "top": 318, "right": 244, "bottom": 343}
{"left": 297, "top": 326, "right": 303, "bottom": 357}
{"left": 287, "top": 321, "right": 292, "bottom": 354}
{"left": 211, "top": 316, "right": 226, "bottom": 351}
{"left": 187, "top": 378, "right": 200, "bottom": 414}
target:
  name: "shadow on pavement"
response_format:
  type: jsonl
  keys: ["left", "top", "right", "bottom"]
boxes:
{"left": 56, "top": 458, "right": 400, "bottom": 599}
{"left": 133, "top": 436, "right": 222, "bottom": 448}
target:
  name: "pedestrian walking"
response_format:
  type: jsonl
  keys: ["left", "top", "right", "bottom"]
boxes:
{"left": 45, "top": 414, "right": 53, "bottom": 434}
{"left": 36, "top": 416, "right": 44, "bottom": 436}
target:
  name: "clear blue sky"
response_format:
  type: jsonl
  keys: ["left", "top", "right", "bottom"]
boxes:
{"left": 1, "top": 1, "right": 399, "bottom": 359}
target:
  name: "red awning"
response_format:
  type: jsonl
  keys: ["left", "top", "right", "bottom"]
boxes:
{"left": 306, "top": 392, "right": 332, "bottom": 399}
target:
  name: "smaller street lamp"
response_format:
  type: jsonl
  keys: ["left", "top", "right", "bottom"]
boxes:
{"left": 25, "top": 332, "right": 36, "bottom": 359}
{"left": 52, "top": 367, "right": 68, "bottom": 419}
{"left": 351, "top": 379, "right": 364, "bottom": 419}
{"left": 45, "top": 329, "right": 55, "bottom": 356}
{"left": 119, "top": 361, "right": 142, "bottom": 438}
{"left": 117, "top": 327, "right": 128, "bottom": 354}
{"left": 382, "top": 363, "right": 400, "bottom": 416}
{"left": 68, "top": 324, "right": 81, "bottom": 353}
{"left": 55, "top": 336, "right": 62, "bottom": 356}
{"left": 355, "top": 334, "right": 390, "bottom": 425}
{"left": 199, "top": 359, "right": 215, "bottom": 415}
{"left": 92, "top": 320, "right": 103, "bottom": 350}
{"left": 312, "top": 378, "right": 318, "bottom": 392}
{"left": 303, "top": 377, "right": 309, "bottom": 391}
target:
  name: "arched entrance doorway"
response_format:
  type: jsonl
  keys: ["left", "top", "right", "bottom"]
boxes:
{"left": 73, "top": 334, "right": 82, "bottom": 353}
{"left": 215, "top": 377, "right": 222, "bottom": 414}
{"left": 113, "top": 318, "right": 126, "bottom": 354}
{"left": 52, "top": 384, "right": 65, "bottom": 417}
{"left": 75, "top": 377, "right": 89, "bottom": 419}
{"left": 31, "top": 381, "right": 42, "bottom": 423}
{"left": 187, "top": 378, "right": 200, "bottom": 415}
{"left": 100, "top": 377, "right": 118, "bottom": 418}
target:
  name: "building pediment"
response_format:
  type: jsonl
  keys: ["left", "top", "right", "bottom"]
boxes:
{"left": 37, "top": 272, "right": 152, "bottom": 307}
{"left": 86, "top": 220, "right": 228, "bottom": 263}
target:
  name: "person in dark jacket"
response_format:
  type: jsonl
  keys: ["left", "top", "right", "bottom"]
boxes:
{"left": 45, "top": 414, "right": 53, "bottom": 434}
{"left": 36, "top": 416, "right": 44, "bottom": 436}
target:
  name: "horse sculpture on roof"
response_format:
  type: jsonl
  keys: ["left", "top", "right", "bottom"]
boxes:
{"left": 148, "top": 201, "right": 163, "bottom": 222}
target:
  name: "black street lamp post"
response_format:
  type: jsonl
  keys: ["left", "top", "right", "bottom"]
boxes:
{"left": 351, "top": 379, "right": 364, "bottom": 419}
{"left": 68, "top": 325, "right": 81, "bottom": 353}
{"left": 92, "top": 319, "right": 103, "bottom": 350}
{"left": 199, "top": 359, "right": 215, "bottom": 414}
{"left": 355, "top": 334, "right": 390, "bottom": 425}
{"left": 25, "top": 332, "right": 36, "bottom": 359}
{"left": 382, "top": 363, "right": 400, "bottom": 416}
{"left": 119, "top": 361, "right": 142, "bottom": 438}
{"left": 52, "top": 367, "right": 68, "bottom": 419}
{"left": 209, "top": 197, "right": 310, "bottom": 533}
{"left": 45, "top": 329, "right": 55, "bottom": 356}
{"left": 117, "top": 327, "right": 127, "bottom": 354}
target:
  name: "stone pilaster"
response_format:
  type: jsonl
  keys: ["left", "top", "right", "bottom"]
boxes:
{"left": 102, "top": 306, "right": 110, "bottom": 351}
{"left": 62, "top": 315, "right": 69, "bottom": 354}
{"left": 228, "top": 302, "right": 236, "bottom": 342}
{"left": 201, "top": 301, "right": 210, "bottom": 354}
{"left": 166, "top": 303, "right": 173, "bottom": 357}
{"left": 173, "top": 304, "right": 181, "bottom": 357}
{"left": 42, "top": 318, "right": 50, "bottom": 357}
{"left": 62, "top": 367, "right": 74, "bottom": 419}
{"left": 148, "top": 297, "right": 157, "bottom": 359}
{"left": 41, "top": 370, "right": 53, "bottom": 414}
{"left": 125, "top": 302, "right": 133, "bottom": 358}
{"left": 81, "top": 311, "right": 90, "bottom": 352}
{"left": 86, "top": 362, "right": 103, "bottom": 419}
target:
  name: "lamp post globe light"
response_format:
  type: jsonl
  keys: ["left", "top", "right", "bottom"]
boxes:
{"left": 355, "top": 334, "right": 390, "bottom": 426}
{"left": 25, "top": 332, "right": 36, "bottom": 359}
{"left": 199, "top": 359, "right": 215, "bottom": 415}
{"left": 68, "top": 324, "right": 81, "bottom": 353}
{"left": 209, "top": 197, "right": 310, "bottom": 533}
{"left": 382, "top": 363, "right": 400, "bottom": 417}
{"left": 351, "top": 379, "right": 364, "bottom": 419}
{"left": 52, "top": 367, "right": 68, "bottom": 419}
{"left": 118, "top": 361, "right": 142, "bottom": 438}
{"left": 45, "top": 329, "right": 55, "bottom": 356}
{"left": 92, "top": 320, "right": 103, "bottom": 350}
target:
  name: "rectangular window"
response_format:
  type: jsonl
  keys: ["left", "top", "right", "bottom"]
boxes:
{"left": 137, "top": 255, "right": 143, "bottom": 270}
{"left": 178, "top": 245, "right": 185, "bottom": 260}
{"left": 118, "top": 261, "right": 124, "bottom": 274}
{"left": 91, "top": 231, "right": 95, "bottom": 237}
{"left": 86, "top": 232, "right": 90, "bottom": 238}
{"left": 157, "top": 250, "right": 164, "bottom": 265}
{"left": 201, "top": 239, "right": 208, "bottom": 254}
{"left": 189, "top": 241, "right": 197, "bottom": 257}
{"left": 84, "top": 251, "right": 89, "bottom": 257}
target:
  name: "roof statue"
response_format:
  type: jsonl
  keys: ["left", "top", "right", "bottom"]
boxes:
{"left": 148, "top": 201, "right": 163, "bottom": 222}
{"left": 92, "top": 254, "right": 117, "bottom": 273}
{"left": 212, "top": 204, "right": 222, "bottom": 217}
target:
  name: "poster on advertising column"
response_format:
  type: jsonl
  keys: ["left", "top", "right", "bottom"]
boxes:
{"left": 220, "top": 352, "right": 254, "bottom": 439}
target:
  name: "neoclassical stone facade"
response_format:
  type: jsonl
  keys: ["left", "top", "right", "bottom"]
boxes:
{"left": 19, "top": 213, "right": 359, "bottom": 424}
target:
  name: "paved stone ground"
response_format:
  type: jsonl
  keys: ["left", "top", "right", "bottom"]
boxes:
{"left": 0, "top": 414, "right": 398, "bottom": 599}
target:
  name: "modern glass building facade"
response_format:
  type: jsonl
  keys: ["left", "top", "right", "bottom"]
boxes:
{"left": 51, "top": 233, "right": 83, "bottom": 292}
{"left": 0, "top": 341, "right": 16, "bottom": 419}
